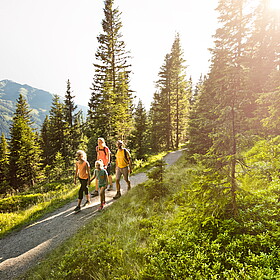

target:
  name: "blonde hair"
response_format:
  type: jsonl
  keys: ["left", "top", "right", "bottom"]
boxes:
{"left": 76, "top": 150, "right": 87, "bottom": 160}
{"left": 98, "top": 137, "right": 106, "bottom": 147}
{"left": 95, "top": 159, "right": 104, "bottom": 168}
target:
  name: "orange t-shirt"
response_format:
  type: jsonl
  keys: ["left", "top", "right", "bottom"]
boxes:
{"left": 76, "top": 160, "right": 90, "bottom": 179}
{"left": 96, "top": 146, "right": 110, "bottom": 166}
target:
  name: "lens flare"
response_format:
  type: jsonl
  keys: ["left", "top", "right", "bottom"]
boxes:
{"left": 269, "top": 0, "right": 280, "bottom": 10}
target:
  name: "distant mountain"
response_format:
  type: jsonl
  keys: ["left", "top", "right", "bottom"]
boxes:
{"left": 0, "top": 80, "right": 88, "bottom": 137}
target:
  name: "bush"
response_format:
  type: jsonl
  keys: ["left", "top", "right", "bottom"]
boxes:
{"left": 0, "top": 193, "right": 43, "bottom": 212}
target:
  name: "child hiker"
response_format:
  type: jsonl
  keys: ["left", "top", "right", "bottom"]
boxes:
{"left": 91, "top": 159, "right": 108, "bottom": 211}
{"left": 91, "top": 137, "right": 113, "bottom": 197}
{"left": 74, "top": 150, "right": 91, "bottom": 212}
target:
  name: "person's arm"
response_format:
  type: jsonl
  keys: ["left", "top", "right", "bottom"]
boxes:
{"left": 90, "top": 169, "right": 96, "bottom": 182}
{"left": 127, "top": 150, "right": 132, "bottom": 173}
{"left": 86, "top": 162, "right": 90, "bottom": 186}
{"left": 105, "top": 147, "right": 110, "bottom": 168}
{"left": 115, "top": 150, "right": 119, "bottom": 170}
{"left": 105, "top": 171, "right": 109, "bottom": 187}
{"left": 74, "top": 163, "right": 78, "bottom": 184}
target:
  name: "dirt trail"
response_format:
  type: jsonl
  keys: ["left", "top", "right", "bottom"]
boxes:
{"left": 0, "top": 149, "right": 184, "bottom": 280}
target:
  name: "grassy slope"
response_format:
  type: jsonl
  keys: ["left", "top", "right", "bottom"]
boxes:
{"left": 20, "top": 149, "right": 280, "bottom": 279}
{"left": 0, "top": 181, "right": 79, "bottom": 238}
{"left": 0, "top": 152, "right": 167, "bottom": 239}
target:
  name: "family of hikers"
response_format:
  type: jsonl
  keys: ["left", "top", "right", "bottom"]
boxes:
{"left": 74, "top": 138, "right": 132, "bottom": 212}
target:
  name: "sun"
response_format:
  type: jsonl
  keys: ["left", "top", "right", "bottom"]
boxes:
{"left": 269, "top": 0, "right": 280, "bottom": 10}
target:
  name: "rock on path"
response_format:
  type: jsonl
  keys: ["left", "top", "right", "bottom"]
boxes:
{"left": 0, "top": 149, "right": 183, "bottom": 280}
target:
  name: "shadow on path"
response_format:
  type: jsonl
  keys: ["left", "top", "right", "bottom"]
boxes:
{"left": 0, "top": 149, "right": 184, "bottom": 280}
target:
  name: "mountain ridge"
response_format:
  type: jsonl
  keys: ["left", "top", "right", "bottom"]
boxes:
{"left": 0, "top": 80, "right": 88, "bottom": 137}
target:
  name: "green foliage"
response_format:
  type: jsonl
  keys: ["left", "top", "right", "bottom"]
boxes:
{"left": 87, "top": 0, "right": 134, "bottom": 147}
{"left": 44, "top": 152, "right": 69, "bottom": 182}
{"left": 0, "top": 180, "right": 79, "bottom": 238}
{"left": 23, "top": 148, "right": 280, "bottom": 279}
{"left": 128, "top": 100, "right": 150, "bottom": 160}
{"left": 9, "top": 94, "right": 42, "bottom": 192}
{"left": 0, "top": 193, "right": 43, "bottom": 212}
{"left": 146, "top": 159, "right": 168, "bottom": 200}
{"left": 0, "top": 133, "right": 9, "bottom": 194}
{"left": 150, "top": 33, "right": 191, "bottom": 152}
{"left": 240, "top": 136, "right": 280, "bottom": 192}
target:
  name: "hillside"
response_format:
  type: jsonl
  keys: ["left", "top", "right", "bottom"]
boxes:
{"left": 0, "top": 80, "right": 87, "bottom": 136}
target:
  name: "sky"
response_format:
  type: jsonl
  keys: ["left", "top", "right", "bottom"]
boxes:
{"left": 0, "top": 0, "right": 219, "bottom": 108}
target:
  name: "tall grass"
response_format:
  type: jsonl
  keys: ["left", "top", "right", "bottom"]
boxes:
{"left": 23, "top": 155, "right": 190, "bottom": 279}
{"left": 0, "top": 151, "right": 168, "bottom": 239}
{"left": 0, "top": 182, "right": 79, "bottom": 238}
{"left": 23, "top": 147, "right": 280, "bottom": 279}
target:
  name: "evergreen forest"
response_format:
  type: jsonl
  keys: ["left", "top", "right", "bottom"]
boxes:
{"left": 1, "top": 0, "right": 280, "bottom": 279}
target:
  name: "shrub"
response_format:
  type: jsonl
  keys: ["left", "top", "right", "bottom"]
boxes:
{"left": 0, "top": 194, "right": 43, "bottom": 212}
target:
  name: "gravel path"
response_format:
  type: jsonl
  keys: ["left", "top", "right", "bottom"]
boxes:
{"left": 0, "top": 149, "right": 184, "bottom": 280}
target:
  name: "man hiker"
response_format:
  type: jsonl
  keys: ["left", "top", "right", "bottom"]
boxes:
{"left": 113, "top": 140, "right": 132, "bottom": 199}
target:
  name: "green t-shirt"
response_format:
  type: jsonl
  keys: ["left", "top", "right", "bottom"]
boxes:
{"left": 94, "top": 168, "right": 108, "bottom": 187}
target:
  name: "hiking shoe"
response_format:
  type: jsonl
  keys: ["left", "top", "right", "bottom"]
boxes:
{"left": 83, "top": 200, "right": 90, "bottom": 207}
{"left": 127, "top": 185, "right": 131, "bottom": 191}
{"left": 91, "top": 190, "right": 99, "bottom": 197}
{"left": 98, "top": 205, "right": 103, "bottom": 211}
{"left": 107, "top": 185, "right": 113, "bottom": 191}
{"left": 113, "top": 192, "right": 121, "bottom": 199}
{"left": 74, "top": 205, "right": 81, "bottom": 212}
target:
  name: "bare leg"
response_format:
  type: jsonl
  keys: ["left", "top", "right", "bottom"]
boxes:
{"left": 124, "top": 171, "right": 131, "bottom": 191}
{"left": 100, "top": 187, "right": 106, "bottom": 204}
{"left": 116, "top": 178, "right": 121, "bottom": 192}
{"left": 77, "top": 199, "right": 81, "bottom": 207}
{"left": 95, "top": 178, "right": 98, "bottom": 191}
{"left": 108, "top": 175, "right": 113, "bottom": 186}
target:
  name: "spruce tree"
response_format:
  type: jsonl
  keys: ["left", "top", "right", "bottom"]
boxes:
{"left": 150, "top": 34, "right": 190, "bottom": 151}
{"left": 9, "top": 94, "right": 42, "bottom": 192}
{"left": 40, "top": 116, "right": 52, "bottom": 166}
{"left": 64, "top": 80, "right": 79, "bottom": 167}
{"left": 193, "top": 0, "right": 251, "bottom": 215}
{"left": 247, "top": 0, "right": 280, "bottom": 94}
{"left": 128, "top": 100, "right": 149, "bottom": 159}
{"left": 48, "top": 95, "right": 67, "bottom": 166}
{"left": 0, "top": 133, "right": 9, "bottom": 194}
{"left": 170, "top": 33, "right": 189, "bottom": 149}
{"left": 64, "top": 79, "right": 77, "bottom": 128}
{"left": 247, "top": 0, "right": 280, "bottom": 134}
{"left": 87, "top": 0, "right": 134, "bottom": 149}
{"left": 187, "top": 76, "right": 213, "bottom": 155}
{"left": 150, "top": 54, "right": 172, "bottom": 151}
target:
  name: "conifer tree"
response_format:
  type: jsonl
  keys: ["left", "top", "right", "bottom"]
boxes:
{"left": 0, "top": 133, "right": 9, "bottom": 194}
{"left": 187, "top": 76, "right": 213, "bottom": 155}
{"left": 72, "top": 110, "right": 87, "bottom": 157}
{"left": 128, "top": 100, "right": 149, "bottom": 159}
{"left": 48, "top": 95, "right": 67, "bottom": 166}
{"left": 63, "top": 80, "right": 79, "bottom": 167}
{"left": 9, "top": 94, "right": 42, "bottom": 191}
{"left": 247, "top": 0, "right": 280, "bottom": 134}
{"left": 192, "top": 0, "right": 251, "bottom": 215}
{"left": 150, "top": 54, "right": 172, "bottom": 151}
{"left": 170, "top": 33, "right": 189, "bottom": 149}
{"left": 40, "top": 116, "right": 52, "bottom": 166}
{"left": 247, "top": 0, "right": 280, "bottom": 94}
{"left": 150, "top": 34, "right": 190, "bottom": 151}
{"left": 64, "top": 79, "right": 77, "bottom": 128}
{"left": 88, "top": 0, "right": 134, "bottom": 149}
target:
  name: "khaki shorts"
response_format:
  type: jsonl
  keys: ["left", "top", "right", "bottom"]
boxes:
{"left": 116, "top": 166, "right": 129, "bottom": 181}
